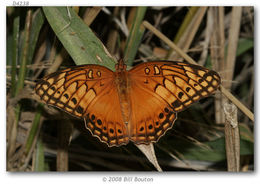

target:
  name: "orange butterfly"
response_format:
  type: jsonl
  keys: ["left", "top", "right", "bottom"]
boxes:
{"left": 35, "top": 60, "right": 221, "bottom": 147}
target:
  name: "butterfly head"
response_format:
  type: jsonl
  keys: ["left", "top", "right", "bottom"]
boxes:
{"left": 115, "top": 59, "right": 127, "bottom": 72}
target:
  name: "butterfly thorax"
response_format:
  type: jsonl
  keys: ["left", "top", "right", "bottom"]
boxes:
{"left": 114, "top": 61, "right": 130, "bottom": 125}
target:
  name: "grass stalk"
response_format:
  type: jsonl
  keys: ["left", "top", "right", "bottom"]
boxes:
{"left": 124, "top": 7, "right": 147, "bottom": 65}
{"left": 10, "top": 16, "right": 19, "bottom": 97}
{"left": 24, "top": 104, "right": 43, "bottom": 156}
{"left": 15, "top": 10, "right": 32, "bottom": 96}
{"left": 33, "top": 138, "right": 45, "bottom": 171}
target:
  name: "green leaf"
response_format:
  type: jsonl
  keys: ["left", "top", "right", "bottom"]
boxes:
{"left": 43, "top": 7, "right": 116, "bottom": 70}
{"left": 124, "top": 7, "right": 147, "bottom": 65}
{"left": 239, "top": 123, "right": 254, "bottom": 143}
{"left": 165, "top": 134, "right": 253, "bottom": 163}
{"left": 236, "top": 38, "right": 253, "bottom": 56}
{"left": 27, "top": 9, "right": 45, "bottom": 65}
{"left": 24, "top": 104, "right": 43, "bottom": 155}
{"left": 15, "top": 10, "right": 31, "bottom": 96}
{"left": 10, "top": 16, "right": 20, "bottom": 97}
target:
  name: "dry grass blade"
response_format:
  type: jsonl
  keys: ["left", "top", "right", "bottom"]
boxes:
{"left": 223, "top": 7, "right": 242, "bottom": 90}
{"left": 57, "top": 121, "right": 73, "bottom": 171}
{"left": 142, "top": 20, "right": 254, "bottom": 122}
{"left": 198, "top": 7, "right": 214, "bottom": 66}
{"left": 223, "top": 103, "right": 240, "bottom": 171}
{"left": 222, "top": 7, "right": 242, "bottom": 171}
{"left": 168, "top": 7, "right": 207, "bottom": 60}
{"left": 83, "top": 7, "right": 103, "bottom": 26}
{"left": 106, "top": 7, "right": 120, "bottom": 55}
{"left": 136, "top": 144, "right": 162, "bottom": 172}
{"left": 220, "top": 85, "right": 254, "bottom": 121}
{"left": 210, "top": 7, "right": 226, "bottom": 124}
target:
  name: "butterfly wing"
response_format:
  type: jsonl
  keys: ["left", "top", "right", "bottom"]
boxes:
{"left": 84, "top": 85, "right": 129, "bottom": 146}
{"left": 128, "top": 81, "right": 177, "bottom": 144}
{"left": 128, "top": 61, "right": 221, "bottom": 144}
{"left": 35, "top": 65, "right": 129, "bottom": 147}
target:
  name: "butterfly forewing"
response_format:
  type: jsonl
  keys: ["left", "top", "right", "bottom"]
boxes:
{"left": 35, "top": 65, "right": 114, "bottom": 117}
{"left": 129, "top": 61, "right": 221, "bottom": 113}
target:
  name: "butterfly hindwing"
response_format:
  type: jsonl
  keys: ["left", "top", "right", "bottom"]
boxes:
{"left": 84, "top": 85, "right": 129, "bottom": 146}
{"left": 128, "top": 81, "right": 177, "bottom": 144}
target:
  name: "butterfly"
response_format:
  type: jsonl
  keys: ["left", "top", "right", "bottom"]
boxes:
{"left": 35, "top": 60, "right": 221, "bottom": 147}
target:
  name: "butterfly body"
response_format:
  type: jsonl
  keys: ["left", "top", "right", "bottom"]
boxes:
{"left": 114, "top": 60, "right": 131, "bottom": 124}
{"left": 35, "top": 60, "right": 221, "bottom": 147}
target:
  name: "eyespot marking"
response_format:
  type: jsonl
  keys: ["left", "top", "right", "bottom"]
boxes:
{"left": 145, "top": 67, "right": 150, "bottom": 75}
